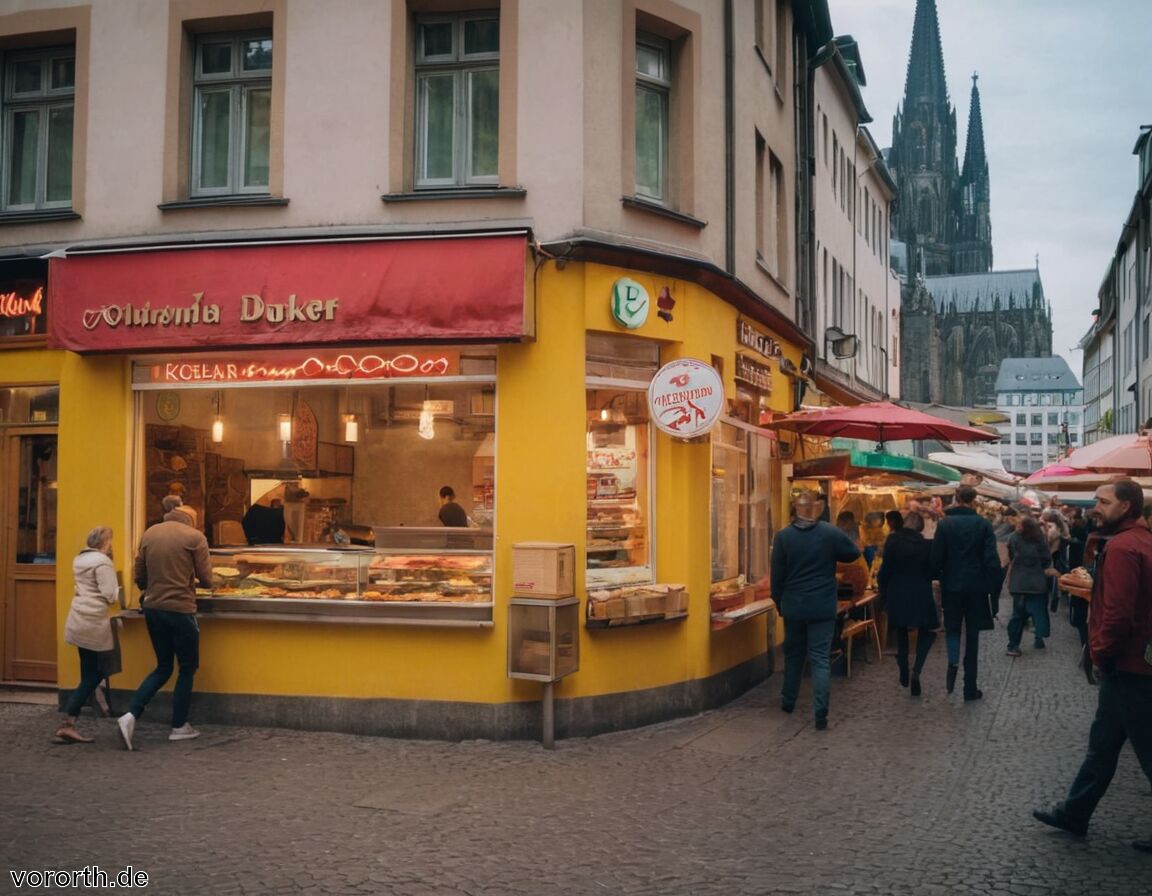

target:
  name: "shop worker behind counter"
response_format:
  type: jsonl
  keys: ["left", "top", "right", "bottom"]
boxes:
{"left": 772, "top": 489, "right": 862, "bottom": 731}
{"left": 438, "top": 486, "right": 469, "bottom": 527}
{"left": 117, "top": 496, "right": 213, "bottom": 751}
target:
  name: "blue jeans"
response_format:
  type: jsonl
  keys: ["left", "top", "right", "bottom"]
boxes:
{"left": 130, "top": 609, "right": 200, "bottom": 728}
{"left": 944, "top": 625, "right": 981, "bottom": 694}
{"left": 1060, "top": 674, "right": 1152, "bottom": 826}
{"left": 63, "top": 647, "right": 105, "bottom": 717}
{"left": 781, "top": 618, "right": 835, "bottom": 721}
{"left": 1006, "top": 593, "right": 1050, "bottom": 648}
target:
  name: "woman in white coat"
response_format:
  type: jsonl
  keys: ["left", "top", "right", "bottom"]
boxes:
{"left": 55, "top": 526, "right": 118, "bottom": 743}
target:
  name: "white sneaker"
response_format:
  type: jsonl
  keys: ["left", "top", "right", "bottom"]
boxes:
{"left": 169, "top": 723, "right": 199, "bottom": 741}
{"left": 117, "top": 712, "right": 135, "bottom": 751}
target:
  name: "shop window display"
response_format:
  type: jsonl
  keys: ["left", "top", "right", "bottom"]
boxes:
{"left": 586, "top": 389, "right": 651, "bottom": 588}
{"left": 711, "top": 422, "right": 775, "bottom": 586}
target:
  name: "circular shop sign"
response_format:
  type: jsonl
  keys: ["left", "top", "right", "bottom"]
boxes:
{"left": 648, "top": 358, "right": 725, "bottom": 438}
{"left": 610, "top": 277, "right": 650, "bottom": 329}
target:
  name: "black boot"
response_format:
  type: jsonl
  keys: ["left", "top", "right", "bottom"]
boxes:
{"left": 946, "top": 664, "right": 958, "bottom": 694}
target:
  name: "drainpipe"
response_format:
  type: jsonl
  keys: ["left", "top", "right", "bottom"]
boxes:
{"left": 724, "top": 0, "right": 735, "bottom": 274}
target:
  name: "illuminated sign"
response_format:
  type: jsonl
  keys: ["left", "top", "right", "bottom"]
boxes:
{"left": 146, "top": 350, "right": 460, "bottom": 384}
{"left": 0, "top": 266, "right": 48, "bottom": 341}
{"left": 647, "top": 358, "right": 725, "bottom": 438}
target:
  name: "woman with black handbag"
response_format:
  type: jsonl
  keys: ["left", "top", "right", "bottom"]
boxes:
{"left": 54, "top": 526, "right": 119, "bottom": 744}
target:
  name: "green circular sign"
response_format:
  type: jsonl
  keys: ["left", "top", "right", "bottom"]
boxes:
{"left": 611, "top": 278, "right": 650, "bottom": 329}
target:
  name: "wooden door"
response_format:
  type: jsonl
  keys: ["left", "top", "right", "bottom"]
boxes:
{"left": 1, "top": 429, "right": 58, "bottom": 682}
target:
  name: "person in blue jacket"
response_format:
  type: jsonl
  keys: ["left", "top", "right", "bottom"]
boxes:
{"left": 772, "top": 489, "right": 862, "bottom": 730}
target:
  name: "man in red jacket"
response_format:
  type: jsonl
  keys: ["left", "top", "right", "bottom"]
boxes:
{"left": 1033, "top": 479, "right": 1152, "bottom": 852}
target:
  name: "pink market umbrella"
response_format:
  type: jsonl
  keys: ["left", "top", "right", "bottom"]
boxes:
{"left": 1024, "top": 463, "right": 1085, "bottom": 483}
{"left": 767, "top": 401, "right": 1000, "bottom": 449}
{"left": 1065, "top": 432, "right": 1152, "bottom": 475}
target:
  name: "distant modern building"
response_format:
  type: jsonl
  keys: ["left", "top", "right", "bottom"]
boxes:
{"left": 888, "top": 0, "right": 1053, "bottom": 408}
{"left": 994, "top": 357, "right": 1083, "bottom": 475}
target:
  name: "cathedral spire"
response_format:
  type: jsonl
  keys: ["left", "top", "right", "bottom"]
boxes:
{"left": 960, "top": 73, "right": 987, "bottom": 185}
{"left": 902, "top": 0, "right": 949, "bottom": 106}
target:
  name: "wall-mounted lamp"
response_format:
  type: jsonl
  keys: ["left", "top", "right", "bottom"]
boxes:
{"left": 211, "top": 391, "right": 224, "bottom": 443}
{"left": 598, "top": 394, "right": 628, "bottom": 425}
{"left": 278, "top": 413, "right": 292, "bottom": 443}
{"left": 824, "top": 326, "right": 860, "bottom": 360}
{"left": 343, "top": 414, "right": 359, "bottom": 443}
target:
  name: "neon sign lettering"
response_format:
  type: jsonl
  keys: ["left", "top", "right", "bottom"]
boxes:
{"left": 0, "top": 286, "right": 43, "bottom": 319}
{"left": 157, "top": 352, "right": 455, "bottom": 384}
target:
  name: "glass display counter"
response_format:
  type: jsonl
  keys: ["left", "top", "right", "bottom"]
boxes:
{"left": 200, "top": 528, "right": 493, "bottom": 626}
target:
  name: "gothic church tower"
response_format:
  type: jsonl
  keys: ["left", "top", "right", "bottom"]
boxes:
{"left": 888, "top": 0, "right": 992, "bottom": 277}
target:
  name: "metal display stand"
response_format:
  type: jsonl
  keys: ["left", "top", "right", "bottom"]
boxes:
{"left": 507, "top": 596, "right": 580, "bottom": 749}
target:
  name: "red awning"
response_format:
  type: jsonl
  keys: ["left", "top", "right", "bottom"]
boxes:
{"left": 48, "top": 233, "right": 531, "bottom": 353}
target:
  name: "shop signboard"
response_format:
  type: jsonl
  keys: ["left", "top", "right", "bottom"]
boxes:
{"left": 139, "top": 349, "right": 460, "bottom": 384}
{"left": 737, "top": 319, "right": 781, "bottom": 359}
{"left": 610, "top": 278, "right": 650, "bottom": 329}
{"left": 0, "top": 260, "right": 48, "bottom": 343}
{"left": 47, "top": 234, "right": 530, "bottom": 352}
{"left": 647, "top": 358, "right": 725, "bottom": 438}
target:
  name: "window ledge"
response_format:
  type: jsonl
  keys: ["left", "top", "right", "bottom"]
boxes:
{"left": 755, "top": 256, "right": 790, "bottom": 294}
{"left": 0, "top": 209, "right": 81, "bottom": 226}
{"left": 621, "top": 196, "right": 707, "bottom": 229}
{"left": 382, "top": 187, "right": 527, "bottom": 202}
{"left": 158, "top": 196, "right": 290, "bottom": 211}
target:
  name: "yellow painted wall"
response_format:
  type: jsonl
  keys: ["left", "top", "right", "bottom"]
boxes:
{"left": 52, "top": 259, "right": 801, "bottom": 707}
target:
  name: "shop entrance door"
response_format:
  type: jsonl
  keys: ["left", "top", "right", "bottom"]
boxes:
{"left": 1, "top": 429, "right": 58, "bottom": 683}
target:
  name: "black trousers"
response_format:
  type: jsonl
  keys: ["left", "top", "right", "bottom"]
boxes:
{"left": 1061, "top": 674, "right": 1152, "bottom": 826}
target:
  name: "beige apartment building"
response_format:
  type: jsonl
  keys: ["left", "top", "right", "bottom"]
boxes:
{"left": 811, "top": 35, "right": 900, "bottom": 405}
{"left": 0, "top": 0, "right": 850, "bottom": 739}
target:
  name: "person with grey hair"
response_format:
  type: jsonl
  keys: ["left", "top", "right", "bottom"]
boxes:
{"left": 1034, "top": 479, "right": 1152, "bottom": 853}
{"left": 55, "top": 526, "right": 119, "bottom": 743}
{"left": 930, "top": 484, "right": 1001, "bottom": 701}
{"left": 118, "top": 497, "right": 212, "bottom": 750}
{"left": 772, "top": 488, "right": 861, "bottom": 730}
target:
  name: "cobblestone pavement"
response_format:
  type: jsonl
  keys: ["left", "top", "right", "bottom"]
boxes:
{"left": 3, "top": 610, "right": 1151, "bottom": 896}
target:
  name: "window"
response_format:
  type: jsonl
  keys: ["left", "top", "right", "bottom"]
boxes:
{"left": 1047, "top": 413, "right": 1058, "bottom": 426}
{"left": 1071, "top": 432, "right": 1079, "bottom": 444}
{"left": 2, "top": 47, "right": 74, "bottom": 210}
{"left": 191, "top": 33, "right": 271, "bottom": 197}
{"left": 754, "top": 0, "right": 773, "bottom": 73}
{"left": 1015, "top": 433, "right": 1026, "bottom": 445}
{"left": 586, "top": 388, "right": 652, "bottom": 588}
{"left": 1047, "top": 432, "right": 1057, "bottom": 445}
{"left": 415, "top": 14, "right": 499, "bottom": 189}
{"left": 1015, "top": 413, "right": 1025, "bottom": 426}
{"left": 712, "top": 423, "right": 775, "bottom": 585}
{"left": 1030, "top": 432, "right": 1042, "bottom": 445}
{"left": 1031, "top": 413, "right": 1042, "bottom": 427}
{"left": 635, "top": 32, "right": 670, "bottom": 202}
{"left": 768, "top": 150, "right": 785, "bottom": 278}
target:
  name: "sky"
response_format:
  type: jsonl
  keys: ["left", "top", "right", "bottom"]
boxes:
{"left": 829, "top": 0, "right": 1152, "bottom": 381}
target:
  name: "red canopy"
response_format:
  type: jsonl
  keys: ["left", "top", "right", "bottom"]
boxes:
{"left": 767, "top": 401, "right": 1000, "bottom": 447}
{"left": 1064, "top": 432, "right": 1152, "bottom": 475}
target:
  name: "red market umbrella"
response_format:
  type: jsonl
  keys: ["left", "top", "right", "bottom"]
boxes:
{"left": 767, "top": 401, "right": 1000, "bottom": 449}
{"left": 1065, "top": 432, "right": 1152, "bottom": 474}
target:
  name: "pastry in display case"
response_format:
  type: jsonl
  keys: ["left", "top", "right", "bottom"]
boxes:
{"left": 199, "top": 527, "right": 493, "bottom": 624}
{"left": 586, "top": 444, "right": 647, "bottom": 579}
{"left": 367, "top": 527, "right": 493, "bottom": 605}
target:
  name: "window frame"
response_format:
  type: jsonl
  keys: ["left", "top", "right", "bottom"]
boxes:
{"left": 1, "top": 45, "right": 75, "bottom": 212}
{"left": 634, "top": 30, "right": 671, "bottom": 203}
{"left": 413, "top": 12, "right": 501, "bottom": 190}
{"left": 189, "top": 30, "right": 273, "bottom": 198}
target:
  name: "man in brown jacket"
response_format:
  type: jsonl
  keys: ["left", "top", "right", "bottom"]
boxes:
{"left": 1033, "top": 479, "right": 1152, "bottom": 851}
{"left": 117, "top": 497, "right": 212, "bottom": 750}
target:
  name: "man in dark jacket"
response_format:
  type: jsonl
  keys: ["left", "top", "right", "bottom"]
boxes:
{"left": 930, "top": 484, "right": 1000, "bottom": 701}
{"left": 118, "top": 497, "right": 213, "bottom": 751}
{"left": 1033, "top": 479, "right": 1152, "bottom": 852}
{"left": 772, "top": 489, "right": 861, "bottom": 730}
